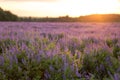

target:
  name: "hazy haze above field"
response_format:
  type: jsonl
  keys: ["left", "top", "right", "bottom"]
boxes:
{"left": 0, "top": 0, "right": 120, "bottom": 17}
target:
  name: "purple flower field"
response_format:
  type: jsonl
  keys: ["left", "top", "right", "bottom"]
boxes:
{"left": 0, "top": 22, "right": 120, "bottom": 80}
{"left": 0, "top": 22, "right": 120, "bottom": 40}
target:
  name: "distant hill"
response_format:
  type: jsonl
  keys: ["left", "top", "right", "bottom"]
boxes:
{"left": 19, "top": 14, "right": 120, "bottom": 22}
{"left": 0, "top": 7, "right": 120, "bottom": 22}
{"left": 0, "top": 7, "right": 18, "bottom": 21}
{"left": 78, "top": 14, "right": 120, "bottom": 22}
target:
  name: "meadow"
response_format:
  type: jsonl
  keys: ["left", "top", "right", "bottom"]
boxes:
{"left": 0, "top": 22, "right": 120, "bottom": 80}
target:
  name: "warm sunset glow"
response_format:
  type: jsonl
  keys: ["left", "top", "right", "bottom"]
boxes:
{"left": 0, "top": 0, "right": 120, "bottom": 17}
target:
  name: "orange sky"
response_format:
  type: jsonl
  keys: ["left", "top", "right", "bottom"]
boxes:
{"left": 0, "top": 0, "right": 120, "bottom": 17}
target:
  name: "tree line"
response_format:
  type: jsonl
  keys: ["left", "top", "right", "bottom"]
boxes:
{"left": 0, "top": 8, "right": 18, "bottom": 21}
{"left": 0, "top": 7, "right": 120, "bottom": 22}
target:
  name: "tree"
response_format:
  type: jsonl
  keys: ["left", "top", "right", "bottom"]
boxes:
{"left": 0, "top": 7, "right": 18, "bottom": 21}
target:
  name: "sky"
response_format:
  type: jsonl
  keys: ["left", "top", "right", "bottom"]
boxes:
{"left": 0, "top": 0, "right": 120, "bottom": 17}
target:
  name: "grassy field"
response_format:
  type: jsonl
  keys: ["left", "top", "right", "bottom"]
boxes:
{"left": 0, "top": 22, "right": 120, "bottom": 80}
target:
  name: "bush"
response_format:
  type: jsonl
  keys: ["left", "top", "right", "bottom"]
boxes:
{"left": 79, "top": 49, "right": 120, "bottom": 79}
